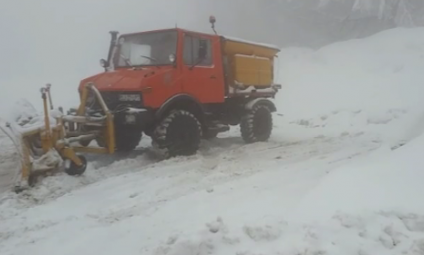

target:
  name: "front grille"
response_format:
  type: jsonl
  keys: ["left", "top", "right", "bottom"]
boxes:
{"left": 87, "top": 91, "right": 143, "bottom": 112}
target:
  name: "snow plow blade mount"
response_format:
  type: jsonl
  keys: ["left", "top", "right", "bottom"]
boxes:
{"left": 0, "top": 83, "right": 116, "bottom": 192}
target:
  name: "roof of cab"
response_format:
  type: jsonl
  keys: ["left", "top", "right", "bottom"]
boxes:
{"left": 119, "top": 28, "right": 280, "bottom": 51}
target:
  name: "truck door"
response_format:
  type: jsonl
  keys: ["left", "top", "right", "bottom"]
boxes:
{"left": 181, "top": 33, "right": 225, "bottom": 103}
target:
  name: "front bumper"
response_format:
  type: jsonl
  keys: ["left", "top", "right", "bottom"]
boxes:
{"left": 80, "top": 89, "right": 154, "bottom": 129}
{"left": 114, "top": 107, "right": 154, "bottom": 129}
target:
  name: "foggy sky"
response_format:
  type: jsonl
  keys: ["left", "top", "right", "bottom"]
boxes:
{"left": 0, "top": 0, "right": 224, "bottom": 116}
{"left": 1, "top": 0, "right": 422, "bottom": 119}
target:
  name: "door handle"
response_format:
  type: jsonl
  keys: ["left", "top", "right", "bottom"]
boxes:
{"left": 210, "top": 75, "right": 216, "bottom": 79}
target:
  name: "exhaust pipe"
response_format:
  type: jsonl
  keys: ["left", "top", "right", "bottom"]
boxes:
{"left": 103, "top": 31, "right": 119, "bottom": 71}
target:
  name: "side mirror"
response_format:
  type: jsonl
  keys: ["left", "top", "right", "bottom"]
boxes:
{"left": 169, "top": 53, "right": 176, "bottom": 63}
{"left": 169, "top": 53, "right": 176, "bottom": 67}
{"left": 100, "top": 59, "right": 108, "bottom": 68}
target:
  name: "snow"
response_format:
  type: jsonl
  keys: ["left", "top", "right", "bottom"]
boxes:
{"left": 222, "top": 35, "right": 281, "bottom": 51}
{"left": 8, "top": 99, "right": 39, "bottom": 126}
{"left": 31, "top": 149, "right": 63, "bottom": 172}
{"left": 126, "top": 107, "right": 148, "bottom": 113}
{"left": 0, "top": 98, "right": 68, "bottom": 189}
{"left": 276, "top": 27, "right": 424, "bottom": 147}
{"left": 229, "top": 85, "right": 278, "bottom": 95}
{"left": 1, "top": 27, "right": 424, "bottom": 255}
{"left": 293, "top": 132, "right": 424, "bottom": 221}
{"left": 2, "top": 98, "right": 60, "bottom": 136}
{"left": 0, "top": 132, "right": 19, "bottom": 194}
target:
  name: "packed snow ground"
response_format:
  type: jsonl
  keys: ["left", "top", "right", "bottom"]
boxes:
{"left": 1, "top": 27, "right": 424, "bottom": 255}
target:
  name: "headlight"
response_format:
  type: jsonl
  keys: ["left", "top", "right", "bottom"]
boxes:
{"left": 118, "top": 94, "right": 141, "bottom": 102}
{"left": 169, "top": 53, "right": 176, "bottom": 63}
{"left": 99, "top": 59, "right": 107, "bottom": 68}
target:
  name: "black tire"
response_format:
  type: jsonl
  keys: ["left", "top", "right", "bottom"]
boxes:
{"left": 79, "top": 140, "right": 91, "bottom": 147}
{"left": 65, "top": 155, "right": 87, "bottom": 176}
{"left": 240, "top": 104, "right": 273, "bottom": 143}
{"left": 114, "top": 126, "right": 142, "bottom": 152}
{"left": 153, "top": 110, "right": 202, "bottom": 157}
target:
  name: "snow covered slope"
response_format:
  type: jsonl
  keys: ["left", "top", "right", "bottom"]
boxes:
{"left": 276, "top": 27, "right": 424, "bottom": 146}
{"left": 1, "top": 27, "right": 424, "bottom": 255}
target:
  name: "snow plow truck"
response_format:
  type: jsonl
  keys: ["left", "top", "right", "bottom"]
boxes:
{"left": 1, "top": 17, "right": 281, "bottom": 190}
{"left": 79, "top": 17, "right": 281, "bottom": 156}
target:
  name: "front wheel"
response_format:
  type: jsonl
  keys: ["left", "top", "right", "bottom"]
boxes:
{"left": 114, "top": 126, "right": 142, "bottom": 152}
{"left": 240, "top": 104, "right": 273, "bottom": 143}
{"left": 65, "top": 154, "right": 87, "bottom": 176}
{"left": 153, "top": 110, "right": 202, "bottom": 157}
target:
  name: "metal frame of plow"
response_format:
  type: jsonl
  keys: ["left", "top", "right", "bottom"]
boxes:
{"left": 0, "top": 83, "right": 116, "bottom": 192}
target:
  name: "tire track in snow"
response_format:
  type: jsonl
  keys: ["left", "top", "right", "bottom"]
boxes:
{"left": 86, "top": 134, "right": 382, "bottom": 224}
{"left": 0, "top": 133, "right": 381, "bottom": 222}
{"left": 0, "top": 133, "right": 382, "bottom": 251}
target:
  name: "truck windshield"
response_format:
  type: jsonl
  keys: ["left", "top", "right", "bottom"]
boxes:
{"left": 114, "top": 30, "right": 177, "bottom": 67}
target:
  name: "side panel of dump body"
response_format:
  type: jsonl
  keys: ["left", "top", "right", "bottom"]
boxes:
{"left": 232, "top": 55, "right": 273, "bottom": 86}
{"left": 221, "top": 37, "right": 280, "bottom": 88}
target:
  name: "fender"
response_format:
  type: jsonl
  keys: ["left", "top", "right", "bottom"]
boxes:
{"left": 155, "top": 93, "right": 205, "bottom": 120}
{"left": 245, "top": 98, "right": 277, "bottom": 112}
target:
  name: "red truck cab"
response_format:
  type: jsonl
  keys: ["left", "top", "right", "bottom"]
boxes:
{"left": 77, "top": 25, "right": 281, "bottom": 157}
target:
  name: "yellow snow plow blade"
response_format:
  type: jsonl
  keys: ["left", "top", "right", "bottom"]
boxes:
{"left": 0, "top": 83, "right": 116, "bottom": 192}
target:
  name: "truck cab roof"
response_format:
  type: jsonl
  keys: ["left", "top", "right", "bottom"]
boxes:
{"left": 119, "top": 28, "right": 281, "bottom": 52}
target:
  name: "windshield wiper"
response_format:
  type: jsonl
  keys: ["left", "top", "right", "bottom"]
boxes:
{"left": 120, "top": 54, "right": 132, "bottom": 66}
{"left": 140, "top": 55, "right": 161, "bottom": 68}
{"left": 140, "top": 55, "right": 157, "bottom": 63}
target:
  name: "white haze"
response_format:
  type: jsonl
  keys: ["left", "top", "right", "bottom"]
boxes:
{"left": 0, "top": 0, "right": 223, "bottom": 116}
{"left": 0, "top": 0, "right": 423, "bottom": 118}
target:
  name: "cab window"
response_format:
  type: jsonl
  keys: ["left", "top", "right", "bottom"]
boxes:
{"left": 183, "top": 34, "right": 212, "bottom": 66}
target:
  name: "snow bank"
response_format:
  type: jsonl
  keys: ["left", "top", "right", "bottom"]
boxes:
{"left": 154, "top": 211, "right": 424, "bottom": 255}
{"left": 274, "top": 27, "right": 424, "bottom": 146}
{"left": 2, "top": 98, "right": 62, "bottom": 135}
{"left": 292, "top": 130, "right": 424, "bottom": 223}
{"left": 154, "top": 132, "right": 424, "bottom": 255}
{"left": 157, "top": 27, "right": 424, "bottom": 255}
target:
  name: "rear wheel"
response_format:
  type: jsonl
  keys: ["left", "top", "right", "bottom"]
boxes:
{"left": 240, "top": 104, "right": 273, "bottom": 143}
{"left": 153, "top": 110, "right": 202, "bottom": 157}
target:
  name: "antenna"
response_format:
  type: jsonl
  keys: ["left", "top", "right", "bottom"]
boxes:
{"left": 209, "top": 15, "right": 217, "bottom": 35}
